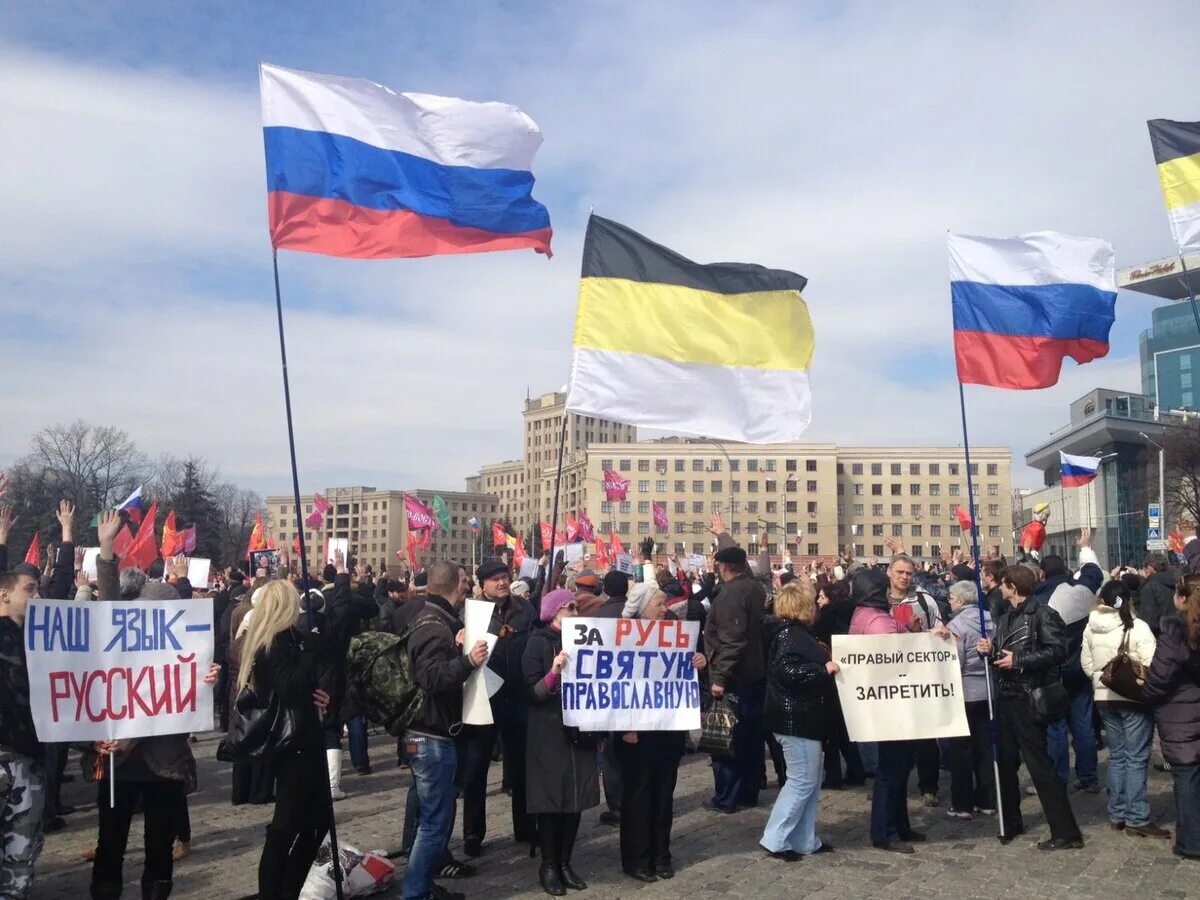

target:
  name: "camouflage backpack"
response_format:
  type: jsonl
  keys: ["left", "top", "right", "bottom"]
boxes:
{"left": 346, "top": 613, "right": 442, "bottom": 736}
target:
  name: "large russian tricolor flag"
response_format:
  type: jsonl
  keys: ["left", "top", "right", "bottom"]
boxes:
{"left": 260, "top": 63, "right": 552, "bottom": 259}
{"left": 1060, "top": 451, "right": 1101, "bottom": 488}
{"left": 949, "top": 232, "right": 1116, "bottom": 390}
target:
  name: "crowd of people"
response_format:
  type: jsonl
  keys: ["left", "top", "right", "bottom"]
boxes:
{"left": 3, "top": 476, "right": 1200, "bottom": 900}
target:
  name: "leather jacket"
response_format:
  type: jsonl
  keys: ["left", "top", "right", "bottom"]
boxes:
{"left": 763, "top": 617, "right": 833, "bottom": 741}
{"left": 990, "top": 594, "right": 1068, "bottom": 698}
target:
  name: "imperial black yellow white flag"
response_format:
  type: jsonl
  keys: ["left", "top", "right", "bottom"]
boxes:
{"left": 1148, "top": 119, "right": 1200, "bottom": 256}
{"left": 565, "top": 215, "right": 813, "bottom": 443}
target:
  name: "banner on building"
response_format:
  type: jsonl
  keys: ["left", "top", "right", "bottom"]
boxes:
{"left": 831, "top": 633, "right": 969, "bottom": 742}
{"left": 561, "top": 617, "right": 702, "bottom": 731}
{"left": 25, "top": 598, "right": 215, "bottom": 742}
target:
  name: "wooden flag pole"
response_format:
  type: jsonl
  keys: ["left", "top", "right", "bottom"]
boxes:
{"left": 271, "top": 249, "right": 345, "bottom": 900}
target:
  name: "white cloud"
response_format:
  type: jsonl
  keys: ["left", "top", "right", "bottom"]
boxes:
{"left": 1, "top": 5, "right": 1197, "bottom": 498}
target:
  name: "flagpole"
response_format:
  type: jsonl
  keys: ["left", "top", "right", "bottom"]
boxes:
{"left": 1059, "top": 480, "right": 1070, "bottom": 568}
{"left": 957, "top": 381, "right": 1006, "bottom": 839}
{"left": 546, "top": 414, "right": 569, "bottom": 586}
{"left": 271, "top": 249, "right": 345, "bottom": 900}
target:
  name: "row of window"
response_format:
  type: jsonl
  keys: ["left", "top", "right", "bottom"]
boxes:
{"left": 840, "top": 462, "right": 1000, "bottom": 477}
{"left": 844, "top": 483, "right": 1000, "bottom": 497}
{"left": 597, "top": 458, "right": 1002, "bottom": 478}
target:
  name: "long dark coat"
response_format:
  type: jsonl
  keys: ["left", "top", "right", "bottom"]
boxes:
{"left": 523, "top": 627, "right": 600, "bottom": 815}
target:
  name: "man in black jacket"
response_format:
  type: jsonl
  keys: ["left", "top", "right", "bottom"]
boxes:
{"left": 403, "top": 561, "right": 488, "bottom": 900}
{"left": 703, "top": 516, "right": 767, "bottom": 814}
{"left": 978, "top": 565, "right": 1083, "bottom": 851}
{"left": 1139, "top": 552, "right": 1177, "bottom": 636}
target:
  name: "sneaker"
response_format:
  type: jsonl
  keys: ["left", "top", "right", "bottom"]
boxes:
{"left": 946, "top": 809, "right": 973, "bottom": 821}
{"left": 1074, "top": 781, "right": 1101, "bottom": 794}
{"left": 1126, "top": 823, "right": 1171, "bottom": 839}
{"left": 872, "top": 841, "right": 914, "bottom": 855}
{"left": 330, "top": 786, "right": 347, "bottom": 801}
{"left": 171, "top": 840, "right": 191, "bottom": 861}
{"left": 761, "top": 847, "right": 802, "bottom": 862}
{"left": 1154, "top": 762, "right": 1172, "bottom": 774}
{"left": 974, "top": 808, "right": 997, "bottom": 817}
{"left": 701, "top": 800, "right": 736, "bottom": 815}
{"left": 437, "top": 858, "right": 476, "bottom": 879}
{"left": 922, "top": 792, "right": 939, "bottom": 808}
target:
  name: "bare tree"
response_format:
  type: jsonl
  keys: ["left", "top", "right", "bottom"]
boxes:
{"left": 213, "top": 481, "right": 265, "bottom": 567}
{"left": 24, "top": 421, "right": 148, "bottom": 523}
{"left": 1163, "top": 419, "right": 1200, "bottom": 525}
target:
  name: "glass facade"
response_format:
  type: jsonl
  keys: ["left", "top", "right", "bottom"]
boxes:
{"left": 1098, "top": 451, "right": 1152, "bottom": 568}
{"left": 1139, "top": 303, "right": 1200, "bottom": 411}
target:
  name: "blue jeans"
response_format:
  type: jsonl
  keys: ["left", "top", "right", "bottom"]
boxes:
{"left": 870, "top": 740, "right": 914, "bottom": 844}
{"left": 760, "top": 735, "right": 823, "bottom": 854}
{"left": 401, "top": 736, "right": 457, "bottom": 900}
{"left": 1047, "top": 686, "right": 1098, "bottom": 787}
{"left": 857, "top": 741, "right": 878, "bottom": 776}
{"left": 347, "top": 716, "right": 369, "bottom": 771}
{"left": 711, "top": 682, "right": 766, "bottom": 811}
{"left": 1172, "top": 762, "right": 1200, "bottom": 858}
{"left": 1098, "top": 706, "right": 1153, "bottom": 827}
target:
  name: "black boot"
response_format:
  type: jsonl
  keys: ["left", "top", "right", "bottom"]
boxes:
{"left": 560, "top": 865, "right": 587, "bottom": 891}
{"left": 560, "top": 813, "right": 586, "bottom": 889}
{"left": 90, "top": 881, "right": 123, "bottom": 900}
{"left": 142, "top": 878, "right": 173, "bottom": 900}
{"left": 538, "top": 863, "right": 566, "bottom": 896}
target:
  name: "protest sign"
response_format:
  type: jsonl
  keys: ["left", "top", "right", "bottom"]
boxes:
{"left": 686, "top": 554, "right": 706, "bottom": 573}
{"left": 462, "top": 599, "right": 501, "bottom": 726}
{"left": 613, "top": 553, "right": 635, "bottom": 575}
{"left": 324, "top": 538, "right": 349, "bottom": 566}
{"left": 25, "top": 598, "right": 215, "bottom": 742}
{"left": 249, "top": 549, "right": 278, "bottom": 573}
{"left": 561, "top": 617, "right": 701, "bottom": 731}
{"left": 81, "top": 547, "right": 101, "bottom": 581}
{"left": 563, "top": 543, "right": 584, "bottom": 565}
{"left": 187, "top": 558, "right": 212, "bottom": 590}
{"left": 518, "top": 557, "right": 538, "bottom": 580}
{"left": 832, "top": 633, "right": 969, "bottom": 742}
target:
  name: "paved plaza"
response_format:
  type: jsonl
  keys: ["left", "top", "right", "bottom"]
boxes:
{"left": 30, "top": 731, "right": 1198, "bottom": 899}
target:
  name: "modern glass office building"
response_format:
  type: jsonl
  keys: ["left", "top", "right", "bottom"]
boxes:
{"left": 1140, "top": 301, "right": 1200, "bottom": 411}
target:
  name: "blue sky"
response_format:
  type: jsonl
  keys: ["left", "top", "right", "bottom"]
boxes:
{"left": 1, "top": 1, "right": 1197, "bottom": 497}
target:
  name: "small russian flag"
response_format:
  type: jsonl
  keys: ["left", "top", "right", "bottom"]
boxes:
{"left": 1060, "top": 452, "right": 1101, "bottom": 488}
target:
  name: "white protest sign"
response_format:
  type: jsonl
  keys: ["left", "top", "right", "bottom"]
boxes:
{"left": 613, "top": 554, "right": 636, "bottom": 575}
{"left": 687, "top": 554, "right": 706, "bottom": 573}
{"left": 832, "top": 633, "right": 969, "bottom": 742}
{"left": 462, "top": 599, "right": 499, "bottom": 726}
{"left": 81, "top": 548, "right": 101, "bottom": 581}
{"left": 325, "top": 538, "right": 349, "bottom": 566}
{"left": 561, "top": 617, "right": 701, "bottom": 731}
{"left": 187, "top": 558, "right": 212, "bottom": 590}
{"left": 518, "top": 558, "right": 538, "bottom": 580}
{"left": 563, "top": 543, "right": 584, "bottom": 565}
{"left": 25, "top": 598, "right": 215, "bottom": 742}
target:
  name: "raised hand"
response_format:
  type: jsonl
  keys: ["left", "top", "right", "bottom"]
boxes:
{"left": 0, "top": 506, "right": 17, "bottom": 545}
{"left": 56, "top": 499, "right": 76, "bottom": 543}
{"left": 709, "top": 512, "right": 727, "bottom": 536}
{"left": 97, "top": 509, "right": 122, "bottom": 555}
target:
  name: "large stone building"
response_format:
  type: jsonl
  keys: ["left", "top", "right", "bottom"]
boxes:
{"left": 474, "top": 392, "right": 1015, "bottom": 562}
{"left": 265, "top": 486, "right": 498, "bottom": 575}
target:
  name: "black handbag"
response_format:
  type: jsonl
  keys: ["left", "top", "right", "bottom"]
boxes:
{"left": 1027, "top": 681, "right": 1070, "bottom": 725}
{"left": 216, "top": 683, "right": 297, "bottom": 763}
{"left": 1100, "top": 627, "right": 1148, "bottom": 703}
{"left": 697, "top": 693, "right": 739, "bottom": 758}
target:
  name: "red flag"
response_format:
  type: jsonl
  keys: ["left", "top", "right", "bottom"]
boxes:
{"left": 266, "top": 532, "right": 277, "bottom": 551}
{"left": 540, "top": 522, "right": 554, "bottom": 550}
{"left": 1169, "top": 529, "right": 1185, "bottom": 555}
{"left": 610, "top": 530, "right": 624, "bottom": 557}
{"left": 246, "top": 512, "right": 266, "bottom": 558}
{"left": 127, "top": 506, "right": 144, "bottom": 526}
{"left": 406, "top": 532, "right": 420, "bottom": 569}
{"left": 513, "top": 534, "right": 527, "bottom": 568}
{"left": 121, "top": 501, "right": 159, "bottom": 571}
{"left": 419, "top": 528, "right": 433, "bottom": 551}
{"left": 565, "top": 516, "right": 580, "bottom": 543}
{"left": 595, "top": 536, "right": 610, "bottom": 568}
{"left": 112, "top": 525, "right": 134, "bottom": 560}
{"left": 492, "top": 522, "right": 508, "bottom": 548}
{"left": 293, "top": 534, "right": 301, "bottom": 558}
{"left": 954, "top": 506, "right": 974, "bottom": 534}
{"left": 601, "top": 468, "right": 630, "bottom": 501}
{"left": 24, "top": 534, "right": 40, "bottom": 567}
{"left": 161, "top": 511, "right": 180, "bottom": 558}
{"left": 577, "top": 512, "right": 596, "bottom": 543}
{"left": 652, "top": 501, "right": 669, "bottom": 531}
{"left": 306, "top": 492, "right": 331, "bottom": 528}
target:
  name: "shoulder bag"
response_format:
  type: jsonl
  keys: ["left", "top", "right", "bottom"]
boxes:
{"left": 216, "top": 681, "right": 297, "bottom": 763}
{"left": 697, "top": 692, "right": 739, "bottom": 758}
{"left": 1100, "top": 626, "right": 1148, "bottom": 703}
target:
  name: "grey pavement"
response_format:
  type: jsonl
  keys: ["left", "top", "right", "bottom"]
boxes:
{"left": 29, "top": 731, "right": 1200, "bottom": 899}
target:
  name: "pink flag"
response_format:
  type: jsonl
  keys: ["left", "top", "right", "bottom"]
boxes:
{"left": 577, "top": 512, "right": 596, "bottom": 543}
{"left": 652, "top": 501, "right": 669, "bottom": 531}
{"left": 565, "top": 516, "right": 580, "bottom": 543}
{"left": 601, "top": 468, "right": 630, "bottom": 501}
{"left": 306, "top": 492, "right": 331, "bottom": 528}
{"left": 405, "top": 495, "right": 440, "bottom": 532}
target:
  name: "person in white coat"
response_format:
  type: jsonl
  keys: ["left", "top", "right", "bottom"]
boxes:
{"left": 1081, "top": 579, "right": 1169, "bottom": 838}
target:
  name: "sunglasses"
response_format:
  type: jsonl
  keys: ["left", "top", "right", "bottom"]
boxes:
{"left": 563, "top": 602, "right": 579, "bottom": 612}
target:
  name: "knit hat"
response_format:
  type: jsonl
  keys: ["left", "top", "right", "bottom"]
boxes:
{"left": 540, "top": 588, "right": 577, "bottom": 623}
{"left": 510, "top": 580, "right": 531, "bottom": 599}
{"left": 602, "top": 570, "right": 630, "bottom": 598}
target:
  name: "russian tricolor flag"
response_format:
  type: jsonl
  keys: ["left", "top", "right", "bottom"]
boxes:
{"left": 949, "top": 232, "right": 1116, "bottom": 390}
{"left": 260, "top": 63, "right": 552, "bottom": 259}
{"left": 1060, "top": 452, "right": 1101, "bottom": 488}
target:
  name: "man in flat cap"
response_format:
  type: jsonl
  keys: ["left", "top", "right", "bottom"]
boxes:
{"left": 703, "top": 514, "right": 767, "bottom": 814}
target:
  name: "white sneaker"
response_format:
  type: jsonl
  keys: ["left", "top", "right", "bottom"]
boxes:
{"left": 946, "top": 809, "right": 972, "bottom": 821}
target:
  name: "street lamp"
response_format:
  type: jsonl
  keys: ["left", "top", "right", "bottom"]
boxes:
{"left": 1139, "top": 432, "right": 1166, "bottom": 542}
